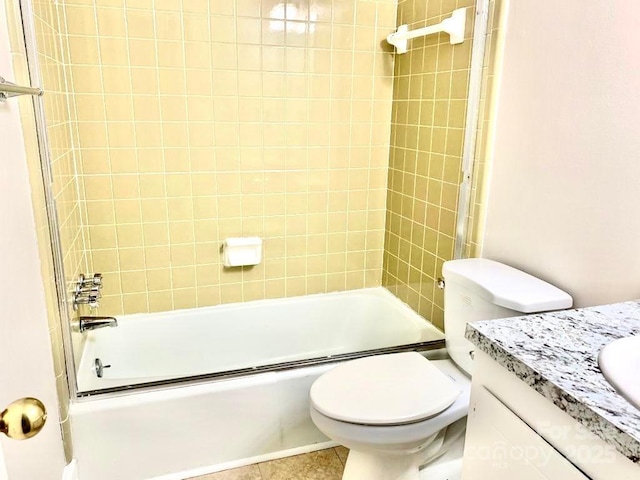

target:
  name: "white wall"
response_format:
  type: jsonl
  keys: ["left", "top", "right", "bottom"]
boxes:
{"left": 481, "top": 0, "right": 640, "bottom": 307}
{"left": 0, "top": 0, "right": 66, "bottom": 477}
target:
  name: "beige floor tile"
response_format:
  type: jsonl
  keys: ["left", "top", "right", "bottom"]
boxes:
{"left": 334, "top": 446, "right": 349, "bottom": 465}
{"left": 258, "top": 449, "right": 344, "bottom": 480}
{"left": 190, "top": 465, "right": 262, "bottom": 480}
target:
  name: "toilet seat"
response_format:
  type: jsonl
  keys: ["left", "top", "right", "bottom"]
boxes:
{"left": 310, "top": 352, "right": 461, "bottom": 426}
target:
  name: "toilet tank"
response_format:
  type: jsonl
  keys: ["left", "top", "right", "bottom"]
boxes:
{"left": 442, "top": 259, "right": 572, "bottom": 375}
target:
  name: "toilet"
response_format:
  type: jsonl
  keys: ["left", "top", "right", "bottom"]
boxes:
{"left": 309, "top": 258, "right": 573, "bottom": 480}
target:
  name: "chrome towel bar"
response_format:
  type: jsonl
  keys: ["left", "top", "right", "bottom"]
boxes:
{"left": 0, "top": 75, "right": 43, "bottom": 102}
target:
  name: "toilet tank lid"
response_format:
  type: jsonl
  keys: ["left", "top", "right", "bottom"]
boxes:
{"left": 442, "top": 259, "right": 573, "bottom": 313}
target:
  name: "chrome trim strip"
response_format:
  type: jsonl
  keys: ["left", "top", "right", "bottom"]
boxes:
{"left": 17, "top": 0, "right": 79, "bottom": 399}
{"left": 454, "top": 0, "right": 491, "bottom": 259}
{"left": 77, "top": 339, "right": 446, "bottom": 399}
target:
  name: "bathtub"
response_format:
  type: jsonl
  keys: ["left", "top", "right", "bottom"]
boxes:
{"left": 76, "top": 287, "right": 443, "bottom": 393}
{"left": 70, "top": 287, "right": 445, "bottom": 480}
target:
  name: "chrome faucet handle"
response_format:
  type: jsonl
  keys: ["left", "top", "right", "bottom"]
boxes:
{"left": 73, "top": 274, "right": 104, "bottom": 310}
{"left": 74, "top": 294, "right": 100, "bottom": 309}
{"left": 78, "top": 285, "right": 102, "bottom": 295}
{"left": 78, "top": 273, "right": 103, "bottom": 288}
{"left": 77, "top": 289, "right": 102, "bottom": 299}
{"left": 90, "top": 273, "right": 103, "bottom": 287}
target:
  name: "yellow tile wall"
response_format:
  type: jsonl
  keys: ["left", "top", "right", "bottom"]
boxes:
{"left": 26, "top": 0, "right": 496, "bottom": 366}
{"left": 382, "top": 0, "right": 475, "bottom": 329}
{"left": 31, "top": 0, "right": 92, "bottom": 293}
{"left": 56, "top": 0, "right": 397, "bottom": 315}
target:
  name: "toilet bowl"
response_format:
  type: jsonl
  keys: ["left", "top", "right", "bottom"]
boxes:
{"left": 310, "top": 356, "right": 470, "bottom": 480}
{"left": 309, "top": 259, "right": 573, "bottom": 480}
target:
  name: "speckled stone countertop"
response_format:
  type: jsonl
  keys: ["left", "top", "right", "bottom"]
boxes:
{"left": 465, "top": 301, "right": 640, "bottom": 464}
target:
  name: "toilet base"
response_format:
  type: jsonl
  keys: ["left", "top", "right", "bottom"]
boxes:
{"left": 340, "top": 418, "right": 467, "bottom": 480}
{"left": 342, "top": 450, "right": 423, "bottom": 480}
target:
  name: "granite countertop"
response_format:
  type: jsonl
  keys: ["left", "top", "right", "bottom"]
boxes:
{"left": 465, "top": 301, "right": 640, "bottom": 464}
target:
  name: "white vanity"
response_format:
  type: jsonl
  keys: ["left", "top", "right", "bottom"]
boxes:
{"left": 462, "top": 302, "right": 640, "bottom": 479}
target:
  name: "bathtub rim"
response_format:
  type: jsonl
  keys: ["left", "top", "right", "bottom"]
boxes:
{"left": 76, "top": 341, "right": 446, "bottom": 400}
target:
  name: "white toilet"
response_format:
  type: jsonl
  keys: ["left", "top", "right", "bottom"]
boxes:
{"left": 309, "top": 258, "right": 573, "bottom": 480}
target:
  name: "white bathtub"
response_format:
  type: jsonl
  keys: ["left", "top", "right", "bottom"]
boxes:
{"left": 76, "top": 287, "right": 443, "bottom": 392}
{"left": 70, "top": 288, "right": 445, "bottom": 480}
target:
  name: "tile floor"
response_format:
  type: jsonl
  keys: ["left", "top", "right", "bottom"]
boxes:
{"left": 188, "top": 447, "right": 349, "bottom": 480}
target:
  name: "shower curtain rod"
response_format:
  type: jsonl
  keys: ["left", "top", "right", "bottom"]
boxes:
{"left": 387, "top": 7, "right": 467, "bottom": 54}
{"left": 0, "top": 75, "right": 43, "bottom": 102}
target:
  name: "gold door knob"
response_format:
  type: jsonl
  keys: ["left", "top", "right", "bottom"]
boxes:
{"left": 0, "top": 398, "right": 47, "bottom": 440}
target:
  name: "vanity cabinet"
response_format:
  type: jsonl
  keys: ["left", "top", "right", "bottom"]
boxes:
{"left": 462, "top": 351, "right": 639, "bottom": 480}
{"left": 464, "top": 386, "right": 589, "bottom": 479}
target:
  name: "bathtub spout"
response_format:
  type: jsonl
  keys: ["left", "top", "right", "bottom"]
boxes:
{"left": 79, "top": 316, "right": 118, "bottom": 332}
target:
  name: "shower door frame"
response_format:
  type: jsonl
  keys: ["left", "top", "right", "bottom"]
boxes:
{"left": 454, "top": 0, "right": 491, "bottom": 259}
{"left": 18, "top": 0, "right": 491, "bottom": 402}
{"left": 17, "top": 0, "right": 80, "bottom": 400}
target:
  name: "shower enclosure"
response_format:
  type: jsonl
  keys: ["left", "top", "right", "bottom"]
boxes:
{"left": 17, "top": 0, "right": 491, "bottom": 404}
